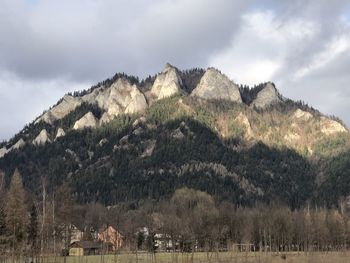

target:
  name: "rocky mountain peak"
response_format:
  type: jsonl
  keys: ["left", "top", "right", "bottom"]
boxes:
{"left": 251, "top": 82, "right": 281, "bottom": 109}
{"left": 191, "top": 67, "right": 242, "bottom": 103}
{"left": 164, "top": 62, "right": 175, "bottom": 71}
{"left": 150, "top": 63, "right": 183, "bottom": 100}
{"left": 97, "top": 78, "right": 147, "bottom": 117}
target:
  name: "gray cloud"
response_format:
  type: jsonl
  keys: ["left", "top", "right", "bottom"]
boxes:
{"left": 0, "top": 0, "right": 350, "bottom": 140}
{"left": 0, "top": 0, "right": 250, "bottom": 81}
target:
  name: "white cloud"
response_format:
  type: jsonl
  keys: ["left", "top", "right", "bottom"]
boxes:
{"left": 208, "top": 10, "right": 317, "bottom": 85}
{"left": 208, "top": 5, "right": 350, "bottom": 128}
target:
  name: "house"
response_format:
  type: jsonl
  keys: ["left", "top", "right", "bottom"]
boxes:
{"left": 98, "top": 225, "right": 123, "bottom": 250}
{"left": 154, "top": 233, "right": 177, "bottom": 251}
{"left": 69, "top": 241, "right": 102, "bottom": 256}
{"left": 70, "top": 225, "right": 84, "bottom": 243}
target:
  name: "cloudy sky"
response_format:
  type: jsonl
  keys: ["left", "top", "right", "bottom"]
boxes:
{"left": 0, "top": 0, "right": 350, "bottom": 141}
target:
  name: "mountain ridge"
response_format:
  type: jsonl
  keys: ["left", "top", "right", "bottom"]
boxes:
{"left": 1, "top": 63, "right": 346, "bottom": 155}
{"left": 0, "top": 64, "right": 349, "bottom": 209}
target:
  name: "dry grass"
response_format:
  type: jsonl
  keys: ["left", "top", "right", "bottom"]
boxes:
{"left": 12, "top": 251, "right": 349, "bottom": 263}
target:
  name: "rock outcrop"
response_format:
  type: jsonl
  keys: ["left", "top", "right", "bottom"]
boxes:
{"left": 12, "top": 139, "right": 25, "bottom": 150}
{"left": 293, "top": 109, "right": 313, "bottom": 121}
{"left": 191, "top": 68, "right": 242, "bottom": 103}
{"left": 73, "top": 112, "right": 98, "bottom": 130}
{"left": 36, "top": 77, "right": 147, "bottom": 126}
{"left": 132, "top": 117, "right": 147, "bottom": 128}
{"left": 141, "top": 140, "right": 156, "bottom": 158}
{"left": 150, "top": 63, "right": 183, "bottom": 100}
{"left": 320, "top": 117, "right": 347, "bottom": 135}
{"left": 0, "top": 138, "right": 26, "bottom": 158}
{"left": 84, "top": 78, "right": 147, "bottom": 123}
{"left": 33, "top": 129, "right": 51, "bottom": 146}
{"left": 251, "top": 82, "right": 281, "bottom": 109}
{"left": 0, "top": 147, "right": 8, "bottom": 158}
{"left": 36, "top": 95, "right": 82, "bottom": 124}
{"left": 55, "top": 128, "right": 66, "bottom": 140}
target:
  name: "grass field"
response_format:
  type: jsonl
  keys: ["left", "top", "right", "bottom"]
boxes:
{"left": 10, "top": 251, "right": 350, "bottom": 263}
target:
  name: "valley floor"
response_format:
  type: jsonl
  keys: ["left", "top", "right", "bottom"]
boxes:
{"left": 4, "top": 251, "right": 350, "bottom": 263}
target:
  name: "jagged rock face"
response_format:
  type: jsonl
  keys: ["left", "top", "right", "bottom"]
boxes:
{"left": 293, "top": 109, "right": 313, "bottom": 121}
{"left": 37, "top": 78, "right": 147, "bottom": 126}
{"left": 73, "top": 112, "right": 98, "bottom": 130}
{"left": 37, "top": 95, "right": 82, "bottom": 124}
{"left": 55, "top": 128, "right": 66, "bottom": 139}
{"left": 150, "top": 64, "right": 183, "bottom": 100}
{"left": 85, "top": 78, "right": 148, "bottom": 122}
{"left": 33, "top": 129, "right": 51, "bottom": 146}
{"left": 320, "top": 117, "right": 347, "bottom": 135}
{"left": 251, "top": 82, "right": 281, "bottom": 109}
{"left": 191, "top": 68, "right": 242, "bottom": 103}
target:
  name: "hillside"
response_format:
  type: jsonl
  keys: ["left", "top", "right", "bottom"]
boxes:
{"left": 0, "top": 64, "right": 349, "bottom": 208}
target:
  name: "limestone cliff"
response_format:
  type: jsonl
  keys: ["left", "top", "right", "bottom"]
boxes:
{"left": 33, "top": 129, "right": 51, "bottom": 145}
{"left": 73, "top": 112, "right": 98, "bottom": 130}
{"left": 191, "top": 68, "right": 242, "bottom": 103}
{"left": 55, "top": 128, "right": 66, "bottom": 139}
{"left": 36, "top": 79, "right": 147, "bottom": 126}
{"left": 251, "top": 82, "right": 282, "bottom": 109}
{"left": 11, "top": 138, "right": 25, "bottom": 150}
{"left": 83, "top": 78, "right": 147, "bottom": 118}
{"left": 150, "top": 63, "right": 183, "bottom": 100}
{"left": 36, "top": 95, "right": 82, "bottom": 124}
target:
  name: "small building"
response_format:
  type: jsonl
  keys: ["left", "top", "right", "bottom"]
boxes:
{"left": 69, "top": 241, "right": 102, "bottom": 256}
{"left": 98, "top": 225, "right": 124, "bottom": 251}
{"left": 70, "top": 225, "right": 84, "bottom": 244}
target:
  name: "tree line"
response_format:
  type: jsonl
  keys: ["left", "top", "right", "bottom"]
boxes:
{"left": 1, "top": 169, "right": 350, "bottom": 262}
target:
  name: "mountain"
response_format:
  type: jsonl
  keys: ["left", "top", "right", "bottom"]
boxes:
{"left": 0, "top": 64, "right": 349, "bottom": 209}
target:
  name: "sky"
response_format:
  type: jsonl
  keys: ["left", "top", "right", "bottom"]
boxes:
{"left": 0, "top": 0, "right": 350, "bottom": 141}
